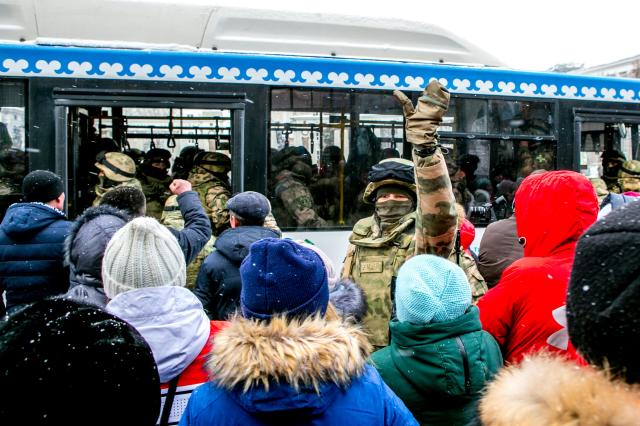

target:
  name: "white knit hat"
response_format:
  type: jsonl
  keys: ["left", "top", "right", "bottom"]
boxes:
{"left": 102, "top": 217, "right": 186, "bottom": 299}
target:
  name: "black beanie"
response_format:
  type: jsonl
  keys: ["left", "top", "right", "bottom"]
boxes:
{"left": 0, "top": 298, "right": 160, "bottom": 425}
{"left": 22, "top": 170, "right": 64, "bottom": 203}
{"left": 567, "top": 200, "right": 640, "bottom": 384}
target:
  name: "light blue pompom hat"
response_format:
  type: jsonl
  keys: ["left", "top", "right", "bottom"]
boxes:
{"left": 395, "top": 254, "right": 472, "bottom": 324}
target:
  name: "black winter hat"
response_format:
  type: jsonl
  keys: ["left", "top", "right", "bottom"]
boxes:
{"left": 22, "top": 170, "right": 64, "bottom": 203}
{"left": 567, "top": 200, "right": 640, "bottom": 384}
{"left": 227, "top": 191, "right": 270, "bottom": 224}
{"left": 0, "top": 298, "right": 160, "bottom": 425}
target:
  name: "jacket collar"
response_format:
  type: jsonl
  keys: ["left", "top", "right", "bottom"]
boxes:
{"left": 389, "top": 306, "right": 482, "bottom": 347}
{"left": 207, "top": 315, "right": 371, "bottom": 393}
{"left": 480, "top": 354, "right": 640, "bottom": 425}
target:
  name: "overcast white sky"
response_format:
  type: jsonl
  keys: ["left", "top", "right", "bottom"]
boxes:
{"left": 213, "top": 0, "right": 639, "bottom": 71}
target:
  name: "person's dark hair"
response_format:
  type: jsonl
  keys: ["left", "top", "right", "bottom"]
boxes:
{"left": 230, "top": 211, "right": 265, "bottom": 227}
{"left": 100, "top": 185, "right": 147, "bottom": 217}
{"left": 0, "top": 298, "right": 160, "bottom": 425}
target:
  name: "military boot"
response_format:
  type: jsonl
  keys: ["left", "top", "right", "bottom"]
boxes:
{"left": 393, "top": 80, "right": 450, "bottom": 156}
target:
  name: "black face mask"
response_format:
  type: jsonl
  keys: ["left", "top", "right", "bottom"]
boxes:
{"left": 375, "top": 200, "right": 414, "bottom": 231}
{"left": 99, "top": 175, "right": 120, "bottom": 189}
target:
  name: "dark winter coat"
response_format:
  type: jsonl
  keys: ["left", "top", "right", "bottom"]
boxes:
{"left": 64, "top": 205, "right": 130, "bottom": 307}
{"left": 179, "top": 315, "right": 417, "bottom": 426}
{"left": 167, "top": 191, "right": 212, "bottom": 265}
{"left": 371, "top": 306, "right": 502, "bottom": 426}
{"left": 477, "top": 216, "right": 523, "bottom": 287}
{"left": 0, "top": 202, "right": 71, "bottom": 312}
{"left": 193, "top": 226, "right": 279, "bottom": 320}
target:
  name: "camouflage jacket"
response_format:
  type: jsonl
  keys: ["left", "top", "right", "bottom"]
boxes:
{"left": 188, "top": 168, "right": 231, "bottom": 237}
{"left": 139, "top": 172, "right": 172, "bottom": 220}
{"left": 342, "top": 148, "right": 486, "bottom": 348}
{"left": 161, "top": 194, "right": 215, "bottom": 289}
{"left": 92, "top": 178, "right": 142, "bottom": 207}
{"left": 272, "top": 170, "right": 327, "bottom": 229}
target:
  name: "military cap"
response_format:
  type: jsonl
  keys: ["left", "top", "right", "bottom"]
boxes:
{"left": 193, "top": 151, "right": 231, "bottom": 174}
{"left": 95, "top": 152, "right": 137, "bottom": 183}
{"left": 363, "top": 158, "right": 416, "bottom": 204}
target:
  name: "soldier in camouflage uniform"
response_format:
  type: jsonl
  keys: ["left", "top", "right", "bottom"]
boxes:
{"left": 188, "top": 151, "right": 232, "bottom": 236}
{"left": 271, "top": 146, "right": 327, "bottom": 229}
{"left": 618, "top": 159, "right": 640, "bottom": 193}
{"left": 602, "top": 149, "right": 626, "bottom": 193}
{"left": 93, "top": 152, "right": 142, "bottom": 206}
{"left": 161, "top": 194, "right": 215, "bottom": 289}
{"left": 342, "top": 81, "right": 487, "bottom": 348}
{"left": 138, "top": 148, "right": 172, "bottom": 220}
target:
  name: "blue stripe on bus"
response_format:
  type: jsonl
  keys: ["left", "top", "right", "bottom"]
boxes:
{"left": 1, "top": 43, "right": 640, "bottom": 102}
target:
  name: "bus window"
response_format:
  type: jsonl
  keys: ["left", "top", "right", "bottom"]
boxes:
{"left": 579, "top": 121, "right": 640, "bottom": 193}
{"left": 69, "top": 106, "right": 232, "bottom": 221}
{"left": 489, "top": 100, "right": 553, "bottom": 136}
{"left": 0, "top": 80, "right": 27, "bottom": 221}
{"left": 270, "top": 88, "right": 403, "bottom": 230}
{"left": 441, "top": 137, "right": 556, "bottom": 224}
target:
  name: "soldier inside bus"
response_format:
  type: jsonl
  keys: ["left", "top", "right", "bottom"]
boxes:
{"left": 138, "top": 148, "right": 172, "bottom": 219}
{"left": 270, "top": 145, "right": 326, "bottom": 229}
{"left": 310, "top": 145, "right": 344, "bottom": 224}
{"left": 602, "top": 149, "right": 626, "bottom": 193}
{"left": 93, "top": 151, "right": 142, "bottom": 206}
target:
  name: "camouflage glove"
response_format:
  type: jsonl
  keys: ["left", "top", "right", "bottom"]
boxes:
{"left": 394, "top": 80, "right": 450, "bottom": 156}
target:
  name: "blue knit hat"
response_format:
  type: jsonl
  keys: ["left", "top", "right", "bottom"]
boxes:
{"left": 395, "top": 255, "right": 471, "bottom": 324}
{"left": 240, "top": 238, "right": 329, "bottom": 320}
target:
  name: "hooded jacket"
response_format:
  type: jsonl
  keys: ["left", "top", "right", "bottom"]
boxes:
{"left": 179, "top": 315, "right": 418, "bottom": 426}
{"left": 0, "top": 202, "right": 71, "bottom": 312}
{"left": 477, "top": 171, "right": 598, "bottom": 364}
{"left": 64, "top": 204, "right": 130, "bottom": 307}
{"left": 193, "top": 226, "right": 279, "bottom": 320}
{"left": 478, "top": 355, "right": 640, "bottom": 426}
{"left": 477, "top": 216, "right": 523, "bottom": 287}
{"left": 107, "top": 286, "right": 226, "bottom": 425}
{"left": 371, "top": 306, "right": 502, "bottom": 425}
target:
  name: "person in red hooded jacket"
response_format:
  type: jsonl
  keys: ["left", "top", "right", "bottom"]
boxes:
{"left": 477, "top": 171, "right": 598, "bottom": 365}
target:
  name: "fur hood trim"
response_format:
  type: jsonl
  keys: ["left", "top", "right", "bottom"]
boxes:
{"left": 64, "top": 204, "right": 130, "bottom": 265}
{"left": 480, "top": 354, "right": 640, "bottom": 426}
{"left": 207, "top": 314, "right": 372, "bottom": 393}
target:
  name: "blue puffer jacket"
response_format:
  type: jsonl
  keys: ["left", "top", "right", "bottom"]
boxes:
{"left": 0, "top": 203, "right": 71, "bottom": 312}
{"left": 193, "top": 226, "right": 279, "bottom": 320}
{"left": 179, "top": 315, "right": 417, "bottom": 426}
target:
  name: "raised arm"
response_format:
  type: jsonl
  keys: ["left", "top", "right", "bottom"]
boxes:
{"left": 394, "top": 81, "right": 457, "bottom": 257}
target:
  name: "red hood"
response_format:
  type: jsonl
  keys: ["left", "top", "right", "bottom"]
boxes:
{"left": 515, "top": 171, "right": 597, "bottom": 258}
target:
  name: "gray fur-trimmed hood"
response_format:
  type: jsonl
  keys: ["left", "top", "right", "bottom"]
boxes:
{"left": 329, "top": 279, "right": 368, "bottom": 323}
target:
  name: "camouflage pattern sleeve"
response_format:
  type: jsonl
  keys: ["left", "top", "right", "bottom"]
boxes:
{"left": 205, "top": 185, "right": 231, "bottom": 235}
{"left": 278, "top": 180, "right": 327, "bottom": 228}
{"left": 413, "top": 147, "right": 458, "bottom": 257}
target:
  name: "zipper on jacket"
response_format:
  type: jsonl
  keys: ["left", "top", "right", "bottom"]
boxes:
{"left": 455, "top": 336, "right": 472, "bottom": 395}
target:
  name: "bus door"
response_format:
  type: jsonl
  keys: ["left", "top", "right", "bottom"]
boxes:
{"left": 575, "top": 111, "right": 640, "bottom": 192}
{"left": 53, "top": 89, "right": 248, "bottom": 218}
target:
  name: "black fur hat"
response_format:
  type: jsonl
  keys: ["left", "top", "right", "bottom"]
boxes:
{"left": 567, "top": 201, "right": 640, "bottom": 384}
{"left": 0, "top": 298, "right": 160, "bottom": 425}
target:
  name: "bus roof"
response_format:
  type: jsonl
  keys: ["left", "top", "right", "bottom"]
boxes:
{"left": 1, "top": 2, "right": 504, "bottom": 67}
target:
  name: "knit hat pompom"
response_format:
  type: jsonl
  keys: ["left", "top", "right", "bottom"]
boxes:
{"left": 240, "top": 238, "right": 329, "bottom": 320}
{"left": 102, "top": 217, "right": 186, "bottom": 299}
{"left": 395, "top": 254, "right": 471, "bottom": 324}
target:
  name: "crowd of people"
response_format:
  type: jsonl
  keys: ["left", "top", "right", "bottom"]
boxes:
{"left": 1, "top": 81, "right": 639, "bottom": 425}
